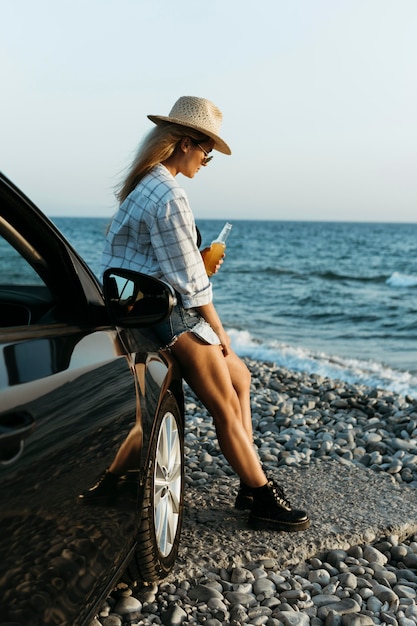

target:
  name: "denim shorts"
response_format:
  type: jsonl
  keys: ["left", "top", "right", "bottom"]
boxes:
{"left": 153, "top": 301, "right": 221, "bottom": 349}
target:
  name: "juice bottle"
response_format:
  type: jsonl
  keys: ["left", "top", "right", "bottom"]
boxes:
{"left": 203, "top": 222, "right": 232, "bottom": 277}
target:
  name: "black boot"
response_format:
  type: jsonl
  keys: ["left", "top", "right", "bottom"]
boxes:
{"left": 248, "top": 479, "right": 310, "bottom": 532}
{"left": 235, "top": 481, "right": 254, "bottom": 510}
{"left": 78, "top": 470, "right": 120, "bottom": 506}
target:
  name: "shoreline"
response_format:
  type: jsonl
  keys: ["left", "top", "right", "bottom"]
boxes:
{"left": 94, "top": 358, "right": 417, "bottom": 626}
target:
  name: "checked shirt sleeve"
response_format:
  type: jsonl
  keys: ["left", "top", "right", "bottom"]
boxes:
{"left": 150, "top": 196, "right": 212, "bottom": 309}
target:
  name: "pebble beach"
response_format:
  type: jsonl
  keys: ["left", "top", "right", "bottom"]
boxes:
{"left": 93, "top": 358, "right": 417, "bottom": 626}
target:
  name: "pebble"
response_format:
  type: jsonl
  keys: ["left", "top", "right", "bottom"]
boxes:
{"left": 113, "top": 596, "right": 141, "bottom": 614}
{"left": 93, "top": 359, "right": 417, "bottom": 626}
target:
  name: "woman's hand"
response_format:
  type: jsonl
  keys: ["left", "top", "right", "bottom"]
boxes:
{"left": 195, "top": 302, "right": 231, "bottom": 356}
{"left": 200, "top": 247, "right": 224, "bottom": 275}
{"left": 217, "top": 327, "right": 232, "bottom": 356}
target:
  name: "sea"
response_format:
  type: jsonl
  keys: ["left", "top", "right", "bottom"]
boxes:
{"left": 53, "top": 217, "right": 417, "bottom": 400}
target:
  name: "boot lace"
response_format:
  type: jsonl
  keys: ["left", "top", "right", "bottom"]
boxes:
{"left": 269, "top": 480, "right": 292, "bottom": 511}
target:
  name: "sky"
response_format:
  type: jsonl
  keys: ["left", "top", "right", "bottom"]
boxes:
{"left": 1, "top": 0, "right": 416, "bottom": 222}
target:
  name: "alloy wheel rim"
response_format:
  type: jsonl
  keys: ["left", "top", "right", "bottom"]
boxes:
{"left": 154, "top": 412, "right": 182, "bottom": 556}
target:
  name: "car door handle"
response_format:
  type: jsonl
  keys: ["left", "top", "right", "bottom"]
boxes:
{"left": 0, "top": 411, "right": 36, "bottom": 466}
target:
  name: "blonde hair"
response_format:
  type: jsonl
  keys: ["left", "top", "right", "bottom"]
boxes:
{"left": 116, "top": 123, "right": 208, "bottom": 202}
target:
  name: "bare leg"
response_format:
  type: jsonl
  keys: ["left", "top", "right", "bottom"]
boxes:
{"left": 224, "top": 351, "right": 253, "bottom": 441}
{"left": 170, "top": 332, "right": 266, "bottom": 489}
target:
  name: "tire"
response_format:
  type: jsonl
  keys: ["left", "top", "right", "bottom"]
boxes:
{"left": 129, "top": 391, "right": 184, "bottom": 582}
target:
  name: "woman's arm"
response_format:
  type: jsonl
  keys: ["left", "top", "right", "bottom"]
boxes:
{"left": 151, "top": 198, "right": 214, "bottom": 308}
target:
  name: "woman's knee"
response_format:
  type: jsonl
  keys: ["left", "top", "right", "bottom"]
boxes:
{"left": 227, "top": 353, "right": 251, "bottom": 389}
{"left": 240, "top": 361, "right": 251, "bottom": 386}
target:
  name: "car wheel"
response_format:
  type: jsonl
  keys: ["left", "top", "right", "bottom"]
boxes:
{"left": 130, "top": 391, "right": 184, "bottom": 582}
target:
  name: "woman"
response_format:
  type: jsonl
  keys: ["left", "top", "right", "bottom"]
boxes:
{"left": 100, "top": 96, "right": 310, "bottom": 532}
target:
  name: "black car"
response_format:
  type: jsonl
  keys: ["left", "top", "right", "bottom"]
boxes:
{"left": 0, "top": 173, "right": 185, "bottom": 625}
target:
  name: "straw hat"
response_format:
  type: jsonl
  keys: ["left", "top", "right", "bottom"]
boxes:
{"left": 148, "top": 96, "right": 231, "bottom": 155}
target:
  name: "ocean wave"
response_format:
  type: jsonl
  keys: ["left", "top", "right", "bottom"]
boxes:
{"left": 228, "top": 328, "right": 417, "bottom": 399}
{"left": 235, "top": 267, "right": 414, "bottom": 287}
{"left": 314, "top": 271, "right": 387, "bottom": 283}
{"left": 386, "top": 272, "right": 417, "bottom": 288}
{"left": 234, "top": 266, "right": 300, "bottom": 278}
{"left": 244, "top": 267, "right": 389, "bottom": 284}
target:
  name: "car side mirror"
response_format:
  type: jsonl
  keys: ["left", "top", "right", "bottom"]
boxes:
{"left": 103, "top": 268, "right": 176, "bottom": 328}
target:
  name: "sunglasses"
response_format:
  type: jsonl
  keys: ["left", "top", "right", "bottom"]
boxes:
{"left": 191, "top": 139, "right": 213, "bottom": 165}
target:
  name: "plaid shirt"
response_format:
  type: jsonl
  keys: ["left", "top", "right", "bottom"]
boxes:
{"left": 101, "top": 164, "right": 212, "bottom": 308}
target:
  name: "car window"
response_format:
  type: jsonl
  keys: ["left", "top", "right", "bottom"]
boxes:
{"left": 0, "top": 234, "right": 53, "bottom": 327}
{"left": 0, "top": 234, "right": 45, "bottom": 286}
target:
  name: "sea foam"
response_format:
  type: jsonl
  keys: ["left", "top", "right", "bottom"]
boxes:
{"left": 228, "top": 328, "right": 417, "bottom": 399}
{"left": 386, "top": 271, "right": 417, "bottom": 288}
